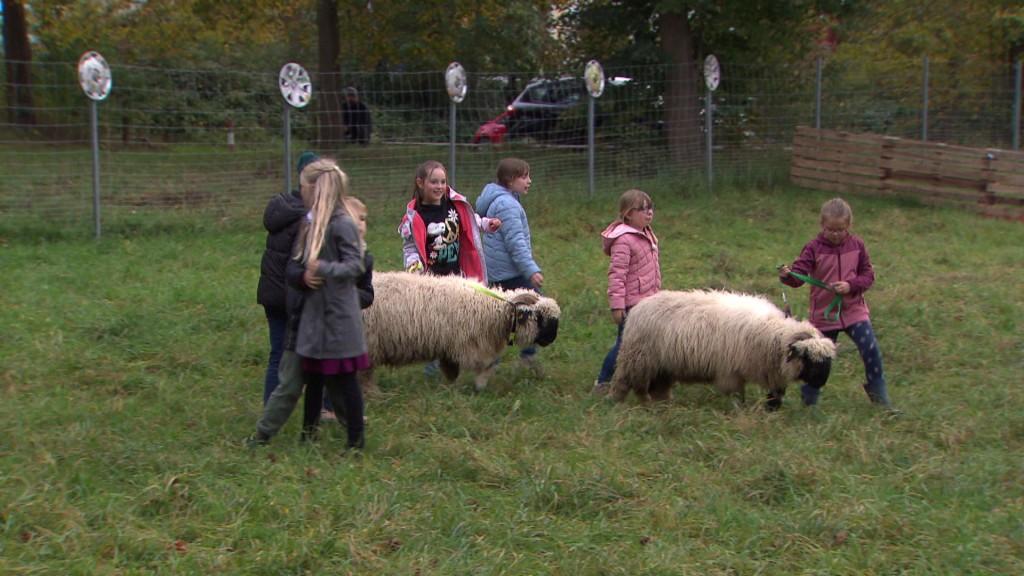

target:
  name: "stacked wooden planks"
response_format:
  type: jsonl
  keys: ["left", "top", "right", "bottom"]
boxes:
{"left": 791, "top": 126, "right": 1024, "bottom": 220}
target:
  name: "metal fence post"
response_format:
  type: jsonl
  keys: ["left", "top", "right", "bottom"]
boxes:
{"left": 815, "top": 56, "right": 823, "bottom": 131}
{"left": 588, "top": 95, "right": 596, "bottom": 198}
{"left": 449, "top": 101, "right": 457, "bottom": 188}
{"left": 90, "top": 100, "right": 101, "bottom": 238}
{"left": 283, "top": 105, "right": 292, "bottom": 193}
{"left": 922, "top": 56, "right": 929, "bottom": 142}
{"left": 1014, "top": 60, "right": 1022, "bottom": 151}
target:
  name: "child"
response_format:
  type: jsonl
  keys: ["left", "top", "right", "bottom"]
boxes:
{"left": 307, "top": 196, "right": 374, "bottom": 426}
{"left": 399, "top": 160, "right": 500, "bottom": 376}
{"left": 779, "top": 197, "right": 894, "bottom": 410}
{"left": 399, "top": 160, "right": 500, "bottom": 280}
{"left": 475, "top": 158, "right": 544, "bottom": 365}
{"left": 592, "top": 189, "right": 661, "bottom": 394}
{"left": 248, "top": 159, "right": 369, "bottom": 450}
{"left": 256, "top": 151, "right": 318, "bottom": 404}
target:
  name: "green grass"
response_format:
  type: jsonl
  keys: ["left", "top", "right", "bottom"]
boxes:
{"left": 1, "top": 169, "right": 1022, "bottom": 574}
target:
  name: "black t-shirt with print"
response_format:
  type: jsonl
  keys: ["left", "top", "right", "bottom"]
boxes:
{"left": 417, "top": 198, "right": 461, "bottom": 276}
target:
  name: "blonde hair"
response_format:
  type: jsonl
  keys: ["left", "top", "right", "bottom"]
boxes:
{"left": 344, "top": 196, "right": 366, "bottom": 214}
{"left": 294, "top": 159, "right": 355, "bottom": 263}
{"left": 412, "top": 160, "right": 446, "bottom": 203}
{"left": 820, "top": 197, "right": 853, "bottom": 225}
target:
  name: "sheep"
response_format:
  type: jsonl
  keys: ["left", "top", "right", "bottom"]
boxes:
{"left": 607, "top": 289, "right": 836, "bottom": 409}
{"left": 359, "top": 271, "right": 561, "bottom": 393}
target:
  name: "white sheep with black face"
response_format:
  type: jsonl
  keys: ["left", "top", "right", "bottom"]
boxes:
{"left": 606, "top": 289, "right": 836, "bottom": 409}
{"left": 359, "top": 272, "right": 561, "bottom": 393}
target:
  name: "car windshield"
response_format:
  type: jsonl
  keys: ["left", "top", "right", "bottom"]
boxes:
{"left": 521, "top": 80, "right": 580, "bottom": 105}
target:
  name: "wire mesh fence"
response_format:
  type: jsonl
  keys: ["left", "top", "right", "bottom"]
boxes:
{"left": 1, "top": 56, "right": 1021, "bottom": 234}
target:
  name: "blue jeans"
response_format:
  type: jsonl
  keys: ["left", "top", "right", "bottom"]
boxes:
{"left": 802, "top": 320, "right": 890, "bottom": 407}
{"left": 263, "top": 306, "right": 288, "bottom": 405}
{"left": 491, "top": 276, "right": 541, "bottom": 359}
{"left": 597, "top": 320, "right": 626, "bottom": 384}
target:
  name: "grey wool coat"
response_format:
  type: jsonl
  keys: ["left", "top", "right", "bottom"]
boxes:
{"left": 292, "top": 211, "right": 368, "bottom": 360}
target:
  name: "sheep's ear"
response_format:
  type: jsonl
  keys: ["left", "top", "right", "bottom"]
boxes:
{"left": 510, "top": 292, "right": 540, "bottom": 306}
{"left": 786, "top": 342, "right": 800, "bottom": 363}
{"left": 516, "top": 307, "right": 533, "bottom": 325}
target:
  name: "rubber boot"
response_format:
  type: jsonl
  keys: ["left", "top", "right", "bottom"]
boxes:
{"left": 863, "top": 380, "right": 893, "bottom": 409}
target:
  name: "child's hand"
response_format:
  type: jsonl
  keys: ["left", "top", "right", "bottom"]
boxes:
{"left": 407, "top": 261, "right": 424, "bottom": 274}
{"left": 530, "top": 272, "right": 544, "bottom": 288}
{"left": 488, "top": 218, "right": 502, "bottom": 232}
{"left": 304, "top": 260, "right": 323, "bottom": 289}
{"left": 831, "top": 281, "right": 850, "bottom": 295}
{"left": 777, "top": 264, "right": 791, "bottom": 279}
{"left": 612, "top": 309, "right": 625, "bottom": 324}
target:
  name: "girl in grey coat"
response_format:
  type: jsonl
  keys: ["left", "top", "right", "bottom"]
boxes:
{"left": 292, "top": 159, "right": 369, "bottom": 450}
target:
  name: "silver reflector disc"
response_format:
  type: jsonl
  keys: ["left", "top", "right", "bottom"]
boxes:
{"left": 78, "top": 51, "right": 112, "bottom": 101}
{"left": 279, "top": 63, "right": 312, "bottom": 108}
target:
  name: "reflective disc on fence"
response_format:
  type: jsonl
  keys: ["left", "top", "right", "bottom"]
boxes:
{"left": 445, "top": 62, "right": 468, "bottom": 103}
{"left": 585, "top": 60, "right": 605, "bottom": 98}
{"left": 279, "top": 63, "right": 312, "bottom": 108}
{"left": 78, "top": 51, "right": 112, "bottom": 101}
{"left": 704, "top": 54, "right": 721, "bottom": 92}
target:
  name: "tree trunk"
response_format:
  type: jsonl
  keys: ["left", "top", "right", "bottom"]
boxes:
{"left": 2, "top": 0, "right": 37, "bottom": 126}
{"left": 660, "top": 11, "right": 702, "bottom": 164}
{"left": 317, "top": 0, "right": 344, "bottom": 147}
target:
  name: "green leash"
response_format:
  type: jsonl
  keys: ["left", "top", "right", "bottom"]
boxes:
{"left": 777, "top": 265, "right": 843, "bottom": 322}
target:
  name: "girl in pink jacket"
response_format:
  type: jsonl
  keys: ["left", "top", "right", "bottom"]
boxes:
{"left": 593, "top": 189, "right": 661, "bottom": 394}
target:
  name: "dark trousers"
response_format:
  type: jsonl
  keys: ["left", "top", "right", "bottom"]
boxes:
{"left": 802, "top": 320, "right": 890, "bottom": 406}
{"left": 303, "top": 371, "right": 365, "bottom": 449}
{"left": 263, "top": 306, "right": 288, "bottom": 405}
{"left": 597, "top": 319, "right": 626, "bottom": 384}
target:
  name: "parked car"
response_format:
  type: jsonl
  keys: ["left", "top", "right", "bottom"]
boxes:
{"left": 473, "top": 77, "right": 591, "bottom": 144}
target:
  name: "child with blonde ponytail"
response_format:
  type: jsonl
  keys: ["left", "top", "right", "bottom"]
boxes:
{"left": 249, "top": 158, "right": 369, "bottom": 451}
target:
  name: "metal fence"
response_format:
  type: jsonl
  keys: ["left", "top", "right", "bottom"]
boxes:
{"left": 1, "top": 56, "right": 1021, "bottom": 234}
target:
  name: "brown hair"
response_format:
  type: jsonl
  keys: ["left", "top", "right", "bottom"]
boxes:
{"left": 496, "top": 157, "right": 530, "bottom": 188}
{"left": 412, "top": 160, "right": 446, "bottom": 203}
{"left": 617, "top": 188, "right": 653, "bottom": 223}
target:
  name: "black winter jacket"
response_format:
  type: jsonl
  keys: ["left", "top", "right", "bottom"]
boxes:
{"left": 256, "top": 190, "right": 306, "bottom": 310}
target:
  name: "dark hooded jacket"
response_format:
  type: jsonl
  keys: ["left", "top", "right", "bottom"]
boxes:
{"left": 256, "top": 190, "right": 306, "bottom": 310}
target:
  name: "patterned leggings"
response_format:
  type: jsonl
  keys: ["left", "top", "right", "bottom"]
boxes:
{"left": 802, "top": 320, "right": 890, "bottom": 406}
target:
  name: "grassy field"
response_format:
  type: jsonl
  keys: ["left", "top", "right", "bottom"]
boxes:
{"left": 1, "top": 165, "right": 1022, "bottom": 574}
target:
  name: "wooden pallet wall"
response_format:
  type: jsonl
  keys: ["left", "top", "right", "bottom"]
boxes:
{"left": 791, "top": 126, "right": 1024, "bottom": 220}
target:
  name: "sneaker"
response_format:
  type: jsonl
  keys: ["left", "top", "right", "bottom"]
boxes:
{"left": 246, "top": 432, "right": 270, "bottom": 447}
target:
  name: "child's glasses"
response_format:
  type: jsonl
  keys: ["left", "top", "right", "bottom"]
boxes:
{"left": 822, "top": 226, "right": 848, "bottom": 235}
{"left": 634, "top": 204, "right": 655, "bottom": 212}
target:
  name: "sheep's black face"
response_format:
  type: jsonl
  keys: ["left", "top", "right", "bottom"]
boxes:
{"left": 800, "top": 356, "right": 832, "bottom": 389}
{"left": 534, "top": 316, "right": 559, "bottom": 347}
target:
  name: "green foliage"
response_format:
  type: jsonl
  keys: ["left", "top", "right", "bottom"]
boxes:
{"left": 1, "top": 152, "right": 1023, "bottom": 573}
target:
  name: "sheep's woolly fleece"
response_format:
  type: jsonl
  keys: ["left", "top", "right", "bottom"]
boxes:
{"left": 608, "top": 289, "right": 836, "bottom": 405}
{"left": 360, "top": 272, "right": 561, "bottom": 392}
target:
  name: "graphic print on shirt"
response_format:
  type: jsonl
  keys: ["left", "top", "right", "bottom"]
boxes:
{"left": 426, "top": 208, "right": 461, "bottom": 273}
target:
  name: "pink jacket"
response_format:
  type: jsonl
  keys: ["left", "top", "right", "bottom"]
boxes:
{"left": 602, "top": 222, "right": 661, "bottom": 310}
{"left": 780, "top": 232, "right": 874, "bottom": 330}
